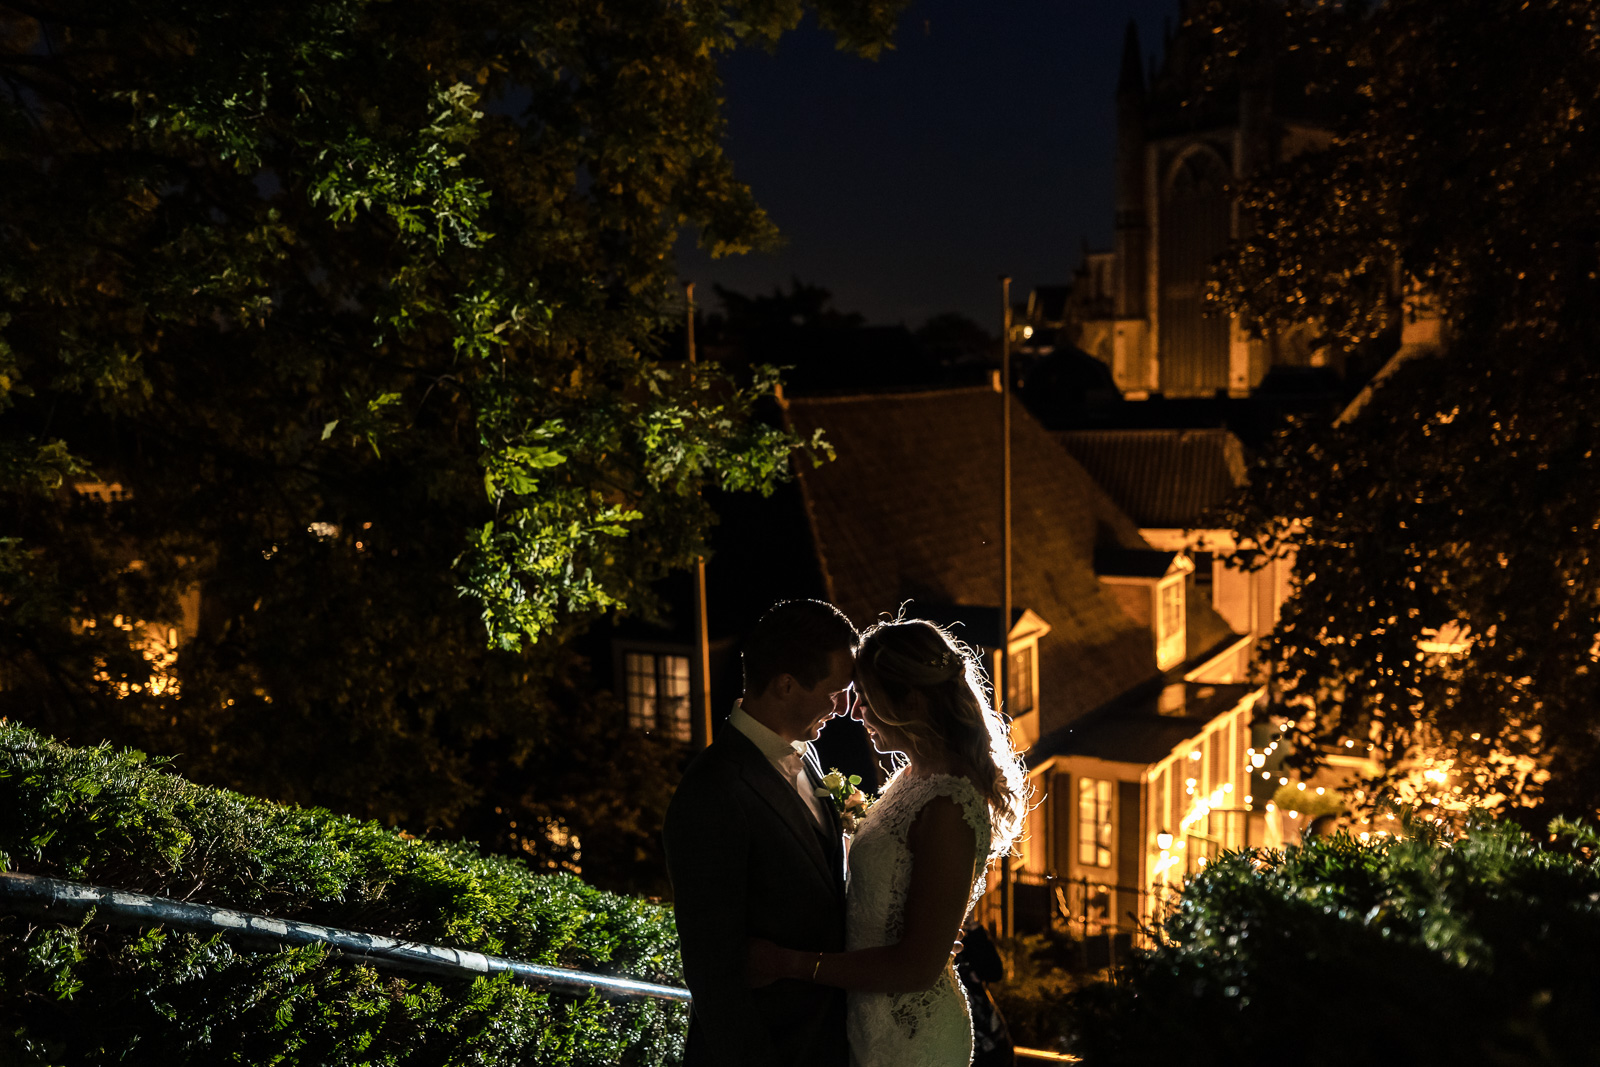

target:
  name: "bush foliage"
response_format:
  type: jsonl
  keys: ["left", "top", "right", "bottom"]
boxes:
{"left": 0, "top": 720, "right": 686, "bottom": 1066}
{"left": 1067, "top": 818, "right": 1600, "bottom": 1066}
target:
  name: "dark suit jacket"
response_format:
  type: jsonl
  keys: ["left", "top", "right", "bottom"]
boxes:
{"left": 663, "top": 725, "right": 849, "bottom": 1067}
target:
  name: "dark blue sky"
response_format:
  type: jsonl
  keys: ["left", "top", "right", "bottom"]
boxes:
{"left": 676, "top": 0, "right": 1180, "bottom": 329}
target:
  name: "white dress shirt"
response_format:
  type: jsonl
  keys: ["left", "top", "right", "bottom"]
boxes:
{"left": 729, "top": 702, "right": 829, "bottom": 829}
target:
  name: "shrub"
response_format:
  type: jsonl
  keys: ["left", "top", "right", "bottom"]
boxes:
{"left": 988, "top": 934, "right": 1081, "bottom": 1052}
{"left": 0, "top": 720, "right": 687, "bottom": 1065}
{"left": 1065, "top": 817, "right": 1600, "bottom": 1066}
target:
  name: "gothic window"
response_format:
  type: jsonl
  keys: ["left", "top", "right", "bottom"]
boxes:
{"left": 622, "top": 650, "right": 693, "bottom": 742}
{"left": 1167, "top": 148, "right": 1229, "bottom": 202}
{"left": 1158, "top": 145, "right": 1233, "bottom": 395}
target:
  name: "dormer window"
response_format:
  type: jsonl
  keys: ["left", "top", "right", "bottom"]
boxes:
{"left": 1156, "top": 575, "right": 1186, "bottom": 670}
{"left": 1095, "top": 547, "right": 1194, "bottom": 672}
{"left": 1007, "top": 644, "right": 1036, "bottom": 714}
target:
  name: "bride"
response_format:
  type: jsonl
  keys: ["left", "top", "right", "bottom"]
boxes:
{"left": 748, "top": 618, "right": 1030, "bottom": 1067}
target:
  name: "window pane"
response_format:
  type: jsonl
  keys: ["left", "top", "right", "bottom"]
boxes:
{"left": 1078, "top": 777, "right": 1096, "bottom": 866}
{"left": 1170, "top": 762, "right": 1184, "bottom": 841}
{"left": 1096, "top": 779, "right": 1114, "bottom": 852}
{"left": 1079, "top": 776, "right": 1115, "bottom": 869}
{"left": 625, "top": 652, "right": 657, "bottom": 731}
{"left": 662, "top": 655, "right": 693, "bottom": 743}
{"left": 1160, "top": 582, "right": 1184, "bottom": 638}
{"left": 1007, "top": 645, "right": 1034, "bottom": 714}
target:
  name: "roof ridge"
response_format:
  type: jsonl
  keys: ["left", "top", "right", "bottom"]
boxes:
{"left": 1053, "top": 427, "right": 1239, "bottom": 438}
{"left": 785, "top": 385, "right": 998, "bottom": 406}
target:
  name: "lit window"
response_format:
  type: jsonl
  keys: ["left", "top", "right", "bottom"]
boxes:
{"left": 1160, "top": 582, "right": 1183, "bottom": 640}
{"left": 1077, "top": 777, "right": 1114, "bottom": 868}
{"left": 1156, "top": 579, "right": 1186, "bottom": 669}
{"left": 1006, "top": 644, "right": 1035, "bottom": 714}
{"left": 623, "top": 651, "right": 693, "bottom": 742}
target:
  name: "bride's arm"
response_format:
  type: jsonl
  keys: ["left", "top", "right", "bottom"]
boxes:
{"left": 749, "top": 795, "right": 979, "bottom": 994}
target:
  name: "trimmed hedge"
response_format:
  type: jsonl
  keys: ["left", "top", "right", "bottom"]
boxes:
{"left": 1065, "top": 817, "right": 1600, "bottom": 1066}
{"left": 0, "top": 720, "right": 687, "bottom": 1065}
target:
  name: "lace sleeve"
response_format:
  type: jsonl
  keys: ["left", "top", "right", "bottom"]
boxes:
{"left": 875, "top": 774, "right": 993, "bottom": 926}
{"left": 921, "top": 776, "right": 990, "bottom": 857}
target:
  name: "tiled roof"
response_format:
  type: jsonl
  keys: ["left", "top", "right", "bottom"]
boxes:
{"left": 786, "top": 388, "right": 1161, "bottom": 735}
{"left": 1032, "top": 682, "right": 1261, "bottom": 766}
{"left": 1053, "top": 428, "right": 1247, "bottom": 528}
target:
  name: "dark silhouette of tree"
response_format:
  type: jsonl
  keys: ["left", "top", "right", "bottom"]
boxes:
{"left": 1193, "top": 0, "right": 1600, "bottom": 816}
{"left": 0, "top": 0, "right": 905, "bottom": 890}
{"left": 700, "top": 280, "right": 986, "bottom": 392}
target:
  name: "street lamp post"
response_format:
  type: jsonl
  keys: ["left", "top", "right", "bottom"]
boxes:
{"left": 999, "top": 275, "right": 1014, "bottom": 939}
{"left": 687, "top": 282, "right": 714, "bottom": 749}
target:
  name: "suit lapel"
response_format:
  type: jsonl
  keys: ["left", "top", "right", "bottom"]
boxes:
{"left": 726, "top": 731, "right": 837, "bottom": 892}
{"left": 801, "top": 747, "right": 846, "bottom": 891}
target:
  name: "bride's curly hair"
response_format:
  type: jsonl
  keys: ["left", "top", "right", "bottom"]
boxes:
{"left": 854, "top": 617, "right": 1030, "bottom": 857}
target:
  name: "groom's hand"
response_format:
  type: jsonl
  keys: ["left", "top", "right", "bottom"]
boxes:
{"left": 746, "top": 937, "right": 801, "bottom": 988}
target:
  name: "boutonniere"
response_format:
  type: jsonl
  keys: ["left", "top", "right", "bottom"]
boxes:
{"left": 816, "top": 768, "right": 875, "bottom": 835}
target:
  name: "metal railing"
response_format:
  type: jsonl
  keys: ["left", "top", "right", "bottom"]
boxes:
{"left": 2, "top": 871, "right": 1078, "bottom": 1061}
{"left": 0, "top": 871, "right": 690, "bottom": 1002}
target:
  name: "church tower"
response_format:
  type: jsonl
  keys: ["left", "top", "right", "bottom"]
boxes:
{"left": 1072, "top": 3, "right": 1334, "bottom": 400}
{"left": 1112, "top": 21, "right": 1154, "bottom": 396}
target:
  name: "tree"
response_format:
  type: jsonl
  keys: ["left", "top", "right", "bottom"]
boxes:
{"left": 1192, "top": 0, "right": 1600, "bottom": 816}
{"left": 0, "top": 0, "right": 904, "bottom": 886}
{"left": 700, "top": 280, "right": 972, "bottom": 391}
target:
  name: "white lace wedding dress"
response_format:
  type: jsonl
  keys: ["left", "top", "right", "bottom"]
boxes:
{"left": 846, "top": 771, "right": 992, "bottom": 1067}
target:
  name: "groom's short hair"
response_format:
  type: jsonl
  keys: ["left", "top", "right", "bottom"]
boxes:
{"left": 743, "top": 600, "right": 858, "bottom": 696}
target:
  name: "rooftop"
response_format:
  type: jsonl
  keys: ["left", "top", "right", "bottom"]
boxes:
{"left": 1055, "top": 428, "right": 1247, "bottom": 529}
{"left": 1032, "top": 681, "right": 1261, "bottom": 766}
{"left": 785, "top": 387, "right": 1163, "bottom": 733}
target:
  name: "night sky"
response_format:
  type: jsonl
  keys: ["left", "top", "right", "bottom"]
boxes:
{"left": 676, "top": 0, "right": 1180, "bottom": 330}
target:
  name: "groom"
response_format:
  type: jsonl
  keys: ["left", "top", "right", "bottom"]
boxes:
{"left": 664, "top": 599, "right": 858, "bottom": 1067}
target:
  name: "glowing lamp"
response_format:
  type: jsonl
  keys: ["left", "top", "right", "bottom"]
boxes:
{"left": 1156, "top": 831, "right": 1174, "bottom": 850}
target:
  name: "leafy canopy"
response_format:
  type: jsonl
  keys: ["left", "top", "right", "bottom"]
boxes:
{"left": 0, "top": 0, "right": 899, "bottom": 652}
{"left": 0, "top": 0, "right": 904, "bottom": 866}
{"left": 1192, "top": 0, "right": 1600, "bottom": 815}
